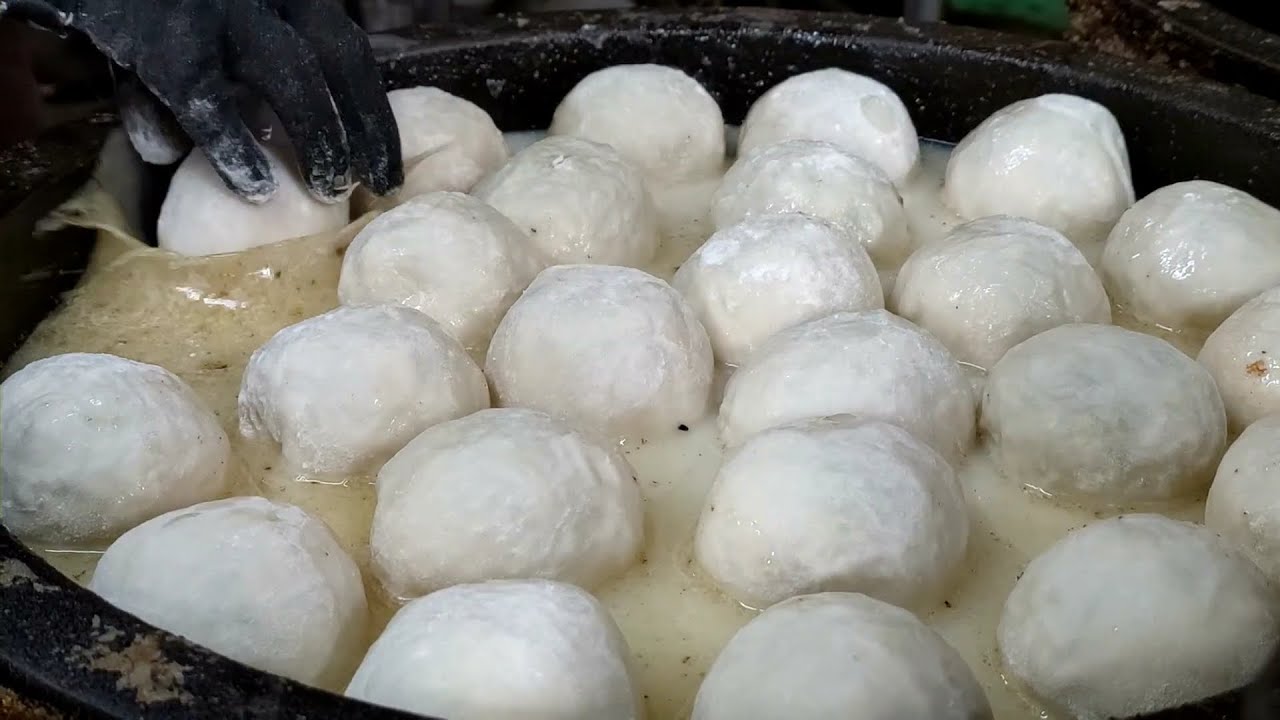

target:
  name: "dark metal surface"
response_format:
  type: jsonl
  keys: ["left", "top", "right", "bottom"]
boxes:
{"left": 4, "top": 8, "right": 1280, "bottom": 718}
{"left": 1204, "top": 0, "right": 1278, "bottom": 34}
{"left": 1068, "top": 0, "right": 1280, "bottom": 100}
{"left": 903, "top": 0, "right": 943, "bottom": 23}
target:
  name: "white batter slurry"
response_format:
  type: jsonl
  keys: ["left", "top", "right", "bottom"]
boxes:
{"left": 6, "top": 138, "right": 1209, "bottom": 719}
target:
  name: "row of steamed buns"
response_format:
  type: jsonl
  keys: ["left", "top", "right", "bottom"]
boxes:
{"left": 6, "top": 63, "right": 1280, "bottom": 720}
{"left": 157, "top": 64, "right": 1280, "bottom": 420}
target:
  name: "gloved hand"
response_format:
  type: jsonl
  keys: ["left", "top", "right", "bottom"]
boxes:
{"left": 0, "top": 0, "right": 403, "bottom": 204}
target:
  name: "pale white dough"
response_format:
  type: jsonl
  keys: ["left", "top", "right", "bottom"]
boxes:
{"left": 90, "top": 496, "right": 367, "bottom": 690}
{"left": 998, "top": 514, "right": 1279, "bottom": 720}
{"left": 891, "top": 215, "right": 1111, "bottom": 369}
{"left": 672, "top": 213, "right": 883, "bottom": 366}
{"left": 1199, "top": 285, "right": 1280, "bottom": 431}
{"left": 0, "top": 353, "right": 229, "bottom": 546}
{"left": 550, "top": 64, "right": 725, "bottom": 180}
{"left": 1206, "top": 414, "right": 1280, "bottom": 583}
{"left": 943, "top": 94, "right": 1134, "bottom": 251}
{"left": 1103, "top": 180, "right": 1280, "bottom": 331}
{"left": 337, "top": 191, "right": 544, "bottom": 353}
{"left": 693, "top": 592, "right": 992, "bottom": 720}
{"left": 736, "top": 68, "right": 920, "bottom": 186}
{"left": 346, "top": 579, "right": 642, "bottom": 720}
{"left": 370, "top": 408, "right": 644, "bottom": 600}
{"left": 238, "top": 304, "right": 489, "bottom": 474}
{"left": 486, "top": 265, "right": 713, "bottom": 444}
{"left": 158, "top": 145, "right": 349, "bottom": 256}
{"left": 355, "top": 86, "right": 508, "bottom": 211}
{"left": 695, "top": 417, "right": 967, "bottom": 611}
{"left": 717, "top": 310, "right": 975, "bottom": 462}
{"left": 473, "top": 136, "right": 660, "bottom": 267}
{"left": 711, "top": 140, "right": 911, "bottom": 269}
{"left": 982, "top": 324, "right": 1226, "bottom": 504}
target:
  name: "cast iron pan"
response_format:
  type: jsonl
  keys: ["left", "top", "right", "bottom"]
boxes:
{"left": 3, "top": 8, "right": 1280, "bottom": 719}
{"left": 1068, "top": 0, "right": 1280, "bottom": 101}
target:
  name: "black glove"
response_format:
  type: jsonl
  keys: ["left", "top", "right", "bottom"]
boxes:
{"left": 1, "top": 0, "right": 403, "bottom": 204}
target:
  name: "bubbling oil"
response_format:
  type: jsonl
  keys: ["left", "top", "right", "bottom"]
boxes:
{"left": 6, "top": 137, "right": 1208, "bottom": 719}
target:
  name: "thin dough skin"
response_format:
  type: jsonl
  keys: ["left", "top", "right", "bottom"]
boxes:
{"left": 370, "top": 408, "right": 644, "bottom": 599}
{"left": 710, "top": 139, "right": 910, "bottom": 270}
{"left": 159, "top": 145, "right": 349, "bottom": 256}
{"left": 1205, "top": 413, "right": 1280, "bottom": 583}
{"left": 672, "top": 213, "right": 883, "bottom": 366}
{"left": 238, "top": 305, "right": 490, "bottom": 474}
{"left": 695, "top": 417, "right": 968, "bottom": 611}
{"left": 1, "top": 352, "right": 230, "bottom": 546}
{"left": 1102, "top": 180, "right": 1280, "bottom": 332}
{"left": 983, "top": 323, "right": 1226, "bottom": 504}
{"left": 693, "top": 592, "right": 992, "bottom": 720}
{"left": 550, "top": 64, "right": 725, "bottom": 181}
{"left": 354, "top": 86, "right": 508, "bottom": 211}
{"left": 998, "top": 514, "right": 1279, "bottom": 720}
{"left": 473, "top": 136, "right": 660, "bottom": 267}
{"left": 891, "top": 215, "right": 1111, "bottom": 370}
{"left": 91, "top": 497, "right": 368, "bottom": 691}
{"left": 486, "top": 265, "right": 713, "bottom": 444}
{"left": 718, "top": 309, "right": 975, "bottom": 463}
{"left": 338, "top": 191, "right": 544, "bottom": 353}
{"left": 737, "top": 69, "right": 920, "bottom": 186}
{"left": 347, "top": 579, "right": 643, "bottom": 720}
{"left": 943, "top": 94, "right": 1134, "bottom": 252}
{"left": 1198, "top": 285, "right": 1280, "bottom": 432}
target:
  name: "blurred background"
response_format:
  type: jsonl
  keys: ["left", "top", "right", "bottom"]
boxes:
{"left": 0, "top": 0, "right": 1072, "bottom": 147}
{"left": 0, "top": 0, "right": 1080, "bottom": 148}
{"left": 344, "top": 0, "right": 1069, "bottom": 32}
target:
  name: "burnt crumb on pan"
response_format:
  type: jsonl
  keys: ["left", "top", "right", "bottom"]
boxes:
{"left": 0, "top": 559, "right": 59, "bottom": 593}
{"left": 0, "top": 686, "right": 62, "bottom": 719}
{"left": 70, "top": 619, "right": 194, "bottom": 705}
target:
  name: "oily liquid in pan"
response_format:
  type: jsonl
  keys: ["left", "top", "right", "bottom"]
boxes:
{"left": 6, "top": 134, "right": 1206, "bottom": 720}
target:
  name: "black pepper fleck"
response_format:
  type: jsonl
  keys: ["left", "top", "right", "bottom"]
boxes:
{"left": 678, "top": 424, "right": 689, "bottom": 431}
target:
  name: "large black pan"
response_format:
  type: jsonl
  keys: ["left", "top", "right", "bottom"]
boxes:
{"left": 1069, "top": 0, "right": 1280, "bottom": 102}
{"left": 2, "top": 9, "right": 1279, "bottom": 719}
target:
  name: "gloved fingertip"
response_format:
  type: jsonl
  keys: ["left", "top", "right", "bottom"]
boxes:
{"left": 309, "top": 180, "right": 355, "bottom": 205}
{"left": 200, "top": 131, "right": 279, "bottom": 203}
{"left": 223, "top": 156, "right": 277, "bottom": 204}
{"left": 124, "top": 121, "right": 190, "bottom": 165}
{"left": 239, "top": 175, "right": 279, "bottom": 205}
{"left": 302, "top": 164, "right": 354, "bottom": 204}
{"left": 360, "top": 151, "right": 405, "bottom": 197}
